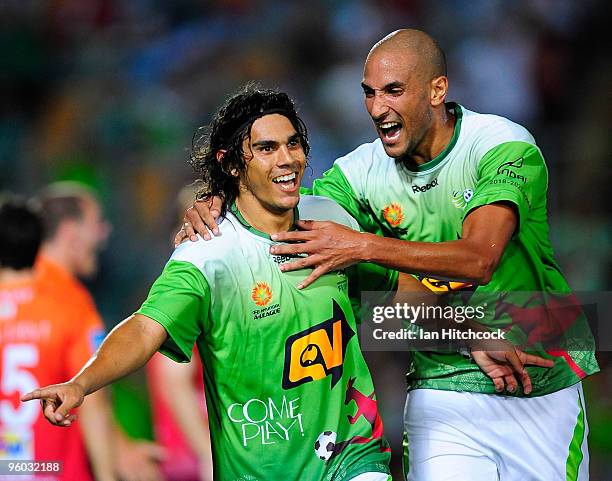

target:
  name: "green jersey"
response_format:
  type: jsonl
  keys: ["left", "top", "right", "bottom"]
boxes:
{"left": 137, "top": 196, "right": 395, "bottom": 481}
{"left": 311, "top": 102, "right": 598, "bottom": 397}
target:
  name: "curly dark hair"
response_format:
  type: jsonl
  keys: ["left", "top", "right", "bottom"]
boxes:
{"left": 190, "top": 84, "right": 310, "bottom": 215}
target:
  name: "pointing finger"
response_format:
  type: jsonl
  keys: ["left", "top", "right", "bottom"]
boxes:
{"left": 22, "top": 387, "right": 54, "bottom": 402}
{"left": 519, "top": 352, "right": 555, "bottom": 368}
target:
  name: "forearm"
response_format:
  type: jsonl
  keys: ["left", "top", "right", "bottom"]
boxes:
{"left": 360, "top": 234, "right": 496, "bottom": 284}
{"left": 72, "top": 314, "right": 167, "bottom": 395}
{"left": 79, "top": 389, "right": 116, "bottom": 481}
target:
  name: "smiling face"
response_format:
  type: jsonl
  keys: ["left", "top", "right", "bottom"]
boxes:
{"left": 239, "top": 113, "right": 306, "bottom": 215}
{"left": 362, "top": 48, "right": 434, "bottom": 159}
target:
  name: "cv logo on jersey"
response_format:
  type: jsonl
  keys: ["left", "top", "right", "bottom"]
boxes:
{"left": 282, "top": 301, "right": 354, "bottom": 390}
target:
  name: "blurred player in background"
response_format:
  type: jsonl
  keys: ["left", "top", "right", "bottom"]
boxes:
{"left": 0, "top": 194, "right": 114, "bottom": 481}
{"left": 180, "top": 29, "right": 598, "bottom": 480}
{"left": 146, "top": 185, "right": 212, "bottom": 481}
{"left": 37, "top": 183, "right": 165, "bottom": 481}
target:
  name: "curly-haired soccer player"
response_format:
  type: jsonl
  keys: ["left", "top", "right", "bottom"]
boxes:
{"left": 23, "top": 86, "right": 399, "bottom": 481}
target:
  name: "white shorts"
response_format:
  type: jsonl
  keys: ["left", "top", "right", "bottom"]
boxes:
{"left": 403, "top": 383, "right": 589, "bottom": 481}
{"left": 349, "top": 473, "right": 392, "bottom": 481}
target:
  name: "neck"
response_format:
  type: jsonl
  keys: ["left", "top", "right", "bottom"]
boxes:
{"left": 40, "top": 242, "right": 75, "bottom": 275}
{"left": 235, "top": 194, "right": 294, "bottom": 234}
{"left": 404, "top": 104, "right": 456, "bottom": 167}
{"left": 0, "top": 267, "right": 34, "bottom": 283}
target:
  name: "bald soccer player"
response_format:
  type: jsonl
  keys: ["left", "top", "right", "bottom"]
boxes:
{"left": 180, "top": 30, "right": 598, "bottom": 481}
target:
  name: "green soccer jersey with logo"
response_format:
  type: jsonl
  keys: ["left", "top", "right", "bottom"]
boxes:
{"left": 137, "top": 196, "right": 395, "bottom": 481}
{"left": 310, "top": 102, "right": 599, "bottom": 397}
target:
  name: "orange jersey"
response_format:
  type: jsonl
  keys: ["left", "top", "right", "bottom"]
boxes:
{"left": 0, "top": 256, "right": 105, "bottom": 481}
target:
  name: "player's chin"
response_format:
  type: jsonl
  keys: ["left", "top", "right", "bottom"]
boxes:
{"left": 277, "top": 193, "right": 300, "bottom": 210}
{"left": 77, "top": 259, "right": 98, "bottom": 278}
{"left": 380, "top": 140, "right": 409, "bottom": 159}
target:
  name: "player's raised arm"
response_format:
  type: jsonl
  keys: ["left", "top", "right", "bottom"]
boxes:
{"left": 21, "top": 313, "right": 168, "bottom": 426}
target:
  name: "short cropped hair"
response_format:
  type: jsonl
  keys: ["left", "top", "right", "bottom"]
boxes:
{"left": 37, "top": 182, "right": 96, "bottom": 241}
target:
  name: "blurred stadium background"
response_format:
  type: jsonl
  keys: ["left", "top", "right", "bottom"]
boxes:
{"left": 1, "top": 0, "right": 610, "bottom": 479}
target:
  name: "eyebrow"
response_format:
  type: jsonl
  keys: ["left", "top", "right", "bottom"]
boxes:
{"left": 361, "top": 81, "right": 405, "bottom": 91}
{"left": 252, "top": 132, "right": 300, "bottom": 148}
{"left": 252, "top": 140, "right": 277, "bottom": 148}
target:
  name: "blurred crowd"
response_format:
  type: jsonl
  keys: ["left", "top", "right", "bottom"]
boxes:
{"left": 1, "top": 0, "right": 610, "bottom": 479}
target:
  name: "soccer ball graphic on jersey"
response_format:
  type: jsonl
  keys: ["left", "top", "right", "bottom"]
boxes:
{"left": 314, "top": 431, "right": 337, "bottom": 461}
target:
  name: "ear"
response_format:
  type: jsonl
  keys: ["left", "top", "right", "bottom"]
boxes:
{"left": 215, "top": 149, "right": 227, "bottom": 163}
{"left": 430, "top": 76, "right": 448, "bottom": 107}
{"left": 56, "top": 219, "right": 79, "bottom": 243}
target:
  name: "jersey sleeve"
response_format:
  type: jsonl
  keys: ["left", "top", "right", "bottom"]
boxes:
{"left": 311, "top": 163, "right": 383, "bottom": 234}
{"left": 65, "top": 293, "right": 106, "bottom": 377}
{"left": 137, "top": 260, "right": 210, "bottom": 363}
{"left": 464, "top": 141, "right": 547, "bottom": 233}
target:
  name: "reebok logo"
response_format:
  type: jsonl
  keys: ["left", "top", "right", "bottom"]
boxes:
{"left": 412, "top": 178, "right": 438, "bottom": 193}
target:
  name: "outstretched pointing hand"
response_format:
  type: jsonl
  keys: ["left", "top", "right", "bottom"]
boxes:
{"left": 21, "top": 382, "right": 85, "bottom": 427}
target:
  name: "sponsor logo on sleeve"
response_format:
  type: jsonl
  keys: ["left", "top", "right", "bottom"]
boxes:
{"left": 497, "top": 156, "right": 527, "bottom": 183}
{"left": 452, "top": 188, "right": 473, "bottom": 209}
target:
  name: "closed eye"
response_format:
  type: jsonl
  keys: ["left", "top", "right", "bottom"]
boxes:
{"left": 388, "top": 88, "right": 404, "bottom": 96}
{"left": 361, "top": 83, "right": 375, "bottom": 98}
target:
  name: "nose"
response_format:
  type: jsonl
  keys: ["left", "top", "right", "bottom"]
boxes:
{"left": 277, "top": 144, "right": 296, "bottom": 166}
{"left": 369, "top": 91, "right": 389, "bottom": 121}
